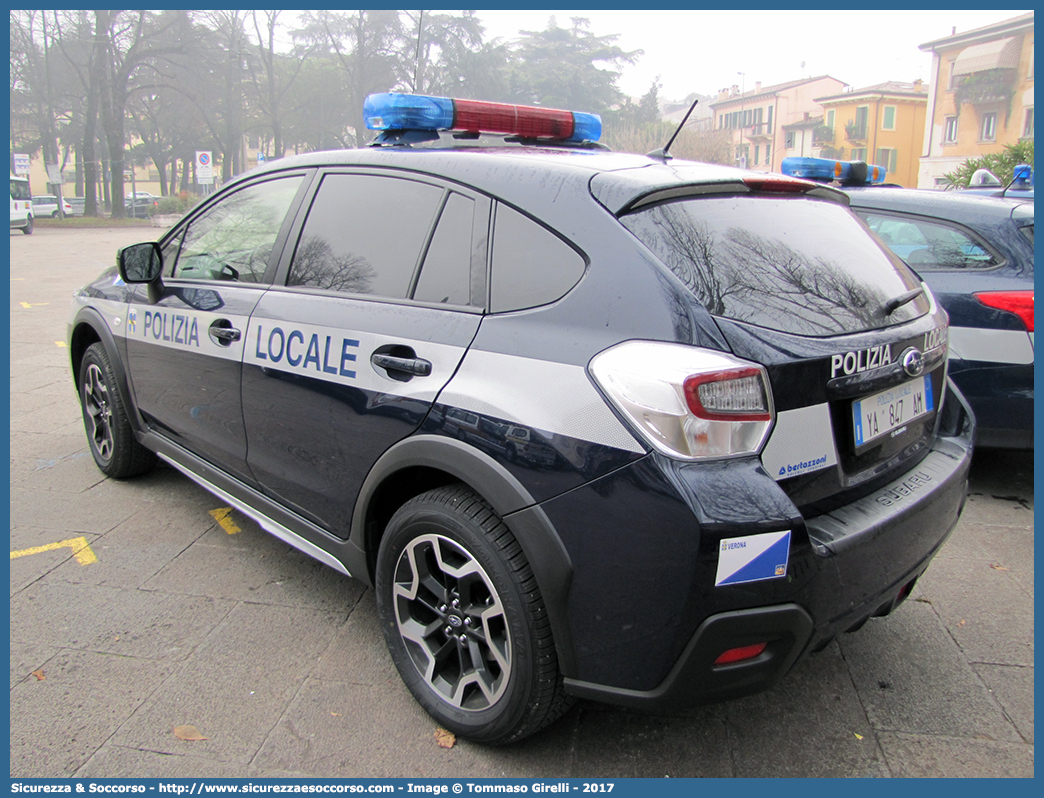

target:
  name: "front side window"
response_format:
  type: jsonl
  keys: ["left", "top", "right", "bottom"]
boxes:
{"left": 857, "top": 211, "right": 1000, "bottom": 271}
{"left": 288, "top": 173, "right": 443, "bottom": 299}
{"left": 622, "top": 195, "right": 928, "bottom": 337}
{"left": 171, "top": 175, "right": 304, "bottom": 283}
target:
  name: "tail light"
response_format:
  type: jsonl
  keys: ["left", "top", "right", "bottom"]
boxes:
{"left": 974, "top": 290, "right": 1034, "bottom": 332}
{"left": 589, "top": 341, "right": 775, "bottom": 460}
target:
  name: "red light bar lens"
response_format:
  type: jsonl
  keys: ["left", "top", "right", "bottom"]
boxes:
{"left": 743, "top": 175, "right": 815, "bottom": 193}
{"left": 453, "top": 99, "right": 575, "bottom": 140}
{"left": 974, "top": 290, "right": 1034, "bottom": 332}
{"left": 714, "top": 642, "right": 768, "bottom": 665}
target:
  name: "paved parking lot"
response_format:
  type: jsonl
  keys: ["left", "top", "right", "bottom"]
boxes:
{"left": 9, "top": 227, "right": 1034, "bottom": 778}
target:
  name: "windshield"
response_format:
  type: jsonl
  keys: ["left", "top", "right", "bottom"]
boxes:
{"left": 621, "top": 194, "right": 929, "bottom": 337}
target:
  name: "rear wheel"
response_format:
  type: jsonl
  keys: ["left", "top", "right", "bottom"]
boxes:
{"left": 375, "top": 485, "right": 572, "bottom": 744}
{"left": 21, "top": 215, "right": 33, "bottom": 235}
{"left": 79, "top": 342, "right": 156, "bottom": 478}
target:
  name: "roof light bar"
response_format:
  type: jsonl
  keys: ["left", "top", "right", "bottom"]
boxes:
{"left": 363, "top": 92, "right": 602, "bottom": 143}
{"left": 1012, "top": 163, "right": 1034, "bottom": 188}
{"left": 780, "top": 156, "right": 887, "bottom": 186}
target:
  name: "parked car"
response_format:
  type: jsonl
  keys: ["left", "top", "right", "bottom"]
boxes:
{"left": 31, "top": 194, "right": 73, "bottom": 218}
{"left": 782, "top": 157, "right": 1034, "bottom": 450}
{"left": 69, "top": 94, "right": 973, "bottom": 744}
{"left": 66, "top": 197, "right": 87, "bottom": 216}
{"left": 125, "top": 194, "right": 161, "bottom": 218}
{"left": 958, "top": 164, "right": 1034, "bottom": 201}
{"left": 10, "top": 174, "right": 33, "bottom": 234}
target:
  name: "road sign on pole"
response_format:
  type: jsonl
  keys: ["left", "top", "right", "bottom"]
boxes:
{"left": 13, "top": 153, "right": 31, "bottom": 175}
{"left": 196, "top": 150, "right": 213, "bottom": 185}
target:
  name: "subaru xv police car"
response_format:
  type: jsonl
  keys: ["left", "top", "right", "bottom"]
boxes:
{"left": 69, "top": 94, "right": 973, "bottom": 744}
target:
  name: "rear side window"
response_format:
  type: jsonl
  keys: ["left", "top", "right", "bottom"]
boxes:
{"left": 856, "top": 211, "right": 1000, "bottom": 271}
{"left": 622, "top": 195, "right": 929, "bottom": 336}
{"left": 490, "top": 204, "right": 585, "bottom": 312}
{"left": 289, "top": 173, "right": 443, "bottom": 299}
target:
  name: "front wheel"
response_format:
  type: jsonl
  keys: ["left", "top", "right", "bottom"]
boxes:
{"left": 21, "top": 215, "right": 33, "bottom": 235}
{"left": 375, "top": 485, "right": 572, "bottom": 744}
{"left": 78, "top": 342, "right": 156, "bottom": 478}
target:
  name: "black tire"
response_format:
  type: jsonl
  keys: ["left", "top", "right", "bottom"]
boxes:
{"left": 78, "top": 342, "right": 156, "bottom": 478}
{"left": 375, "top": 485, "right": 573, "bottom": 744}
{"left": 22, "top": 215, "right": 33, "bottom": 235}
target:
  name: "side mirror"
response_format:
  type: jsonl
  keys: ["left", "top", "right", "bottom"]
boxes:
{"left": 118, "top": 242, "right": 163, "bottom": 283}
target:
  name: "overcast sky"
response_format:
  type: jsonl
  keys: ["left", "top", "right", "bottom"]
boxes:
{"left": 474, "top": 9, "right": 1030, "bottom": 102}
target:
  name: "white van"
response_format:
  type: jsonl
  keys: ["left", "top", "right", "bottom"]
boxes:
{"left": 10, "top": 174, "right": 33, "bottom": 234}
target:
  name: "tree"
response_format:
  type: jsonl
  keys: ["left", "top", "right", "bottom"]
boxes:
{"left": 94, "top": 10, "right": 188, "bottom": 216}
{"left": 507, "top": 17, "right": 640, "bottom": 113}
{"left": 399, "top": 10, "right": 508, "bottom": 100}
{"left": 296, "top": 10, "right": 401, "bottom": 147}
{"left": 247, "top": 11, "right": 313, "bottom": 160}
{"left": 942, "top": 140, "right": 1034, "bottom": 188}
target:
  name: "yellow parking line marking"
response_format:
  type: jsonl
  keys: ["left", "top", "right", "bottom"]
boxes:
{"left": 10, "top": 536, "right": 98, "bottom": 565}
{"left": 209, "top": 507, "right": 241, "bottom": 535}
{"left": 19, "top": 302, "right": 49, "bottom": 308}
{"left": 55, "top": 341, "right": 67, "bottom": 347}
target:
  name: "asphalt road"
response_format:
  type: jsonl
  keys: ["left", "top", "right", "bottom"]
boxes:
{"left": 9, "top": 226, "right": 1035, "bottom": 778}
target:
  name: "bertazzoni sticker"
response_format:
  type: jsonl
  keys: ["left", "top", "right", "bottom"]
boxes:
{"left": 715, "top": 530, "right": 791, "bottom": 587}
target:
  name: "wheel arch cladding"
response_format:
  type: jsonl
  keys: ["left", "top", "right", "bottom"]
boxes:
{"left": 353, "top": 433, "right": 579, "bottom": 677}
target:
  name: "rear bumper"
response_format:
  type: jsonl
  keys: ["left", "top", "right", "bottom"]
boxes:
{"left": 563, "top": 384, "right": 973, "bottom": 711}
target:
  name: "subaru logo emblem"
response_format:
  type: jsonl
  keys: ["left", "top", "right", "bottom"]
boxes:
{"left": 901, "top": 347, "right": 924, "bottom": 377}
{"left": 448, "top": 615, "right": 463, "bottom": 628}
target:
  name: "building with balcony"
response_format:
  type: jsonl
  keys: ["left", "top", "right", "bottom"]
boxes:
{"left": 917, "top": 12, "right": 1034, "bottom": 188}
{"left": 813, "top": 81, "right": 929, "bottom": 187}
{"left": 710, "top": 75, "right": 846, "bottom": 172}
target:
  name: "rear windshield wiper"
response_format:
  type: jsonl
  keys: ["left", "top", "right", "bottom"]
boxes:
{"left": 882, "top": 286, "right": 924, "bottom": 315}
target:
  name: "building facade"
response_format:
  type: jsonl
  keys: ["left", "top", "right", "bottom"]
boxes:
{"left": 813, "top": 81, "right": 929, "bottom": 187}
{"left": 917, "top": 12, "right": 1034, "bottom": 188}
{"left": 710, "top": 75, "right": 846, "bottom": 172}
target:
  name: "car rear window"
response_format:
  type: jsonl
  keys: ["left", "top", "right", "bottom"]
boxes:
{"left": 621, "top": 195, "right": 929, "bottom": 336}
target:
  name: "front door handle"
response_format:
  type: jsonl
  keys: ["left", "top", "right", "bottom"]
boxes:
{"left": 208, "top": 320, "right": 241, "bottom": 345}
{"left": 371, "top": 353, "right": 432, "bottom": 377}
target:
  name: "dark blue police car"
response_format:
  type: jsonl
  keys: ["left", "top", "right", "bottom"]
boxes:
{"left": 69, "top": 94, "right": 973, "bottom": 744}
{"left": 782, "top": 157, "right": 1034, "bottom": 449}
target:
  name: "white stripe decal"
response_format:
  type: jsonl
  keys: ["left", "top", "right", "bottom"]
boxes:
{"left": 243, "top": 320, "right": 466, "bottom": 403}
{"left": 948, "top": 327, "right": 1033, "bottom": 365}
{"left": 439, "top": 350, "right": 645, "bottom": 453}
{"left": 761, "top": 403, "right": 839, "bottom": 481}
{"left": 126, "top": 306, "right": 248, "bottom": 363}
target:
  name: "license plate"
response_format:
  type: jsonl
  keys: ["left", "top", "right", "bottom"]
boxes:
{"left": 852, "top": 375, "right": 934, "bottom": 447}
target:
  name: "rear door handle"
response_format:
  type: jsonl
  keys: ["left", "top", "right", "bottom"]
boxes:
{"left": 370, "top": 353, "right": 432, "bottom": 377}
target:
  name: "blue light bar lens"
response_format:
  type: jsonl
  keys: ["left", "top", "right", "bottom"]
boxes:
{"left": 364, "top": 93, "right": 454, "bottom": 131}
{"left": 1013, "top": 164, "right": 1033, "bottom": 187}
{"left": 780, "top": 156, "right": 888, "bottom": 185}
{"left": 570, "top": 111, "right": 602, "bottom": 142}
{"left": 780, "top": 157, "right": 848, "bottom": 180}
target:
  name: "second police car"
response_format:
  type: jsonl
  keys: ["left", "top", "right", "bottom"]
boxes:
{"left": 69, "top": 94, "right": 974, "bottom": 744}
{"left": 782, "top": 156, "right": 1034, "bottom": 449}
